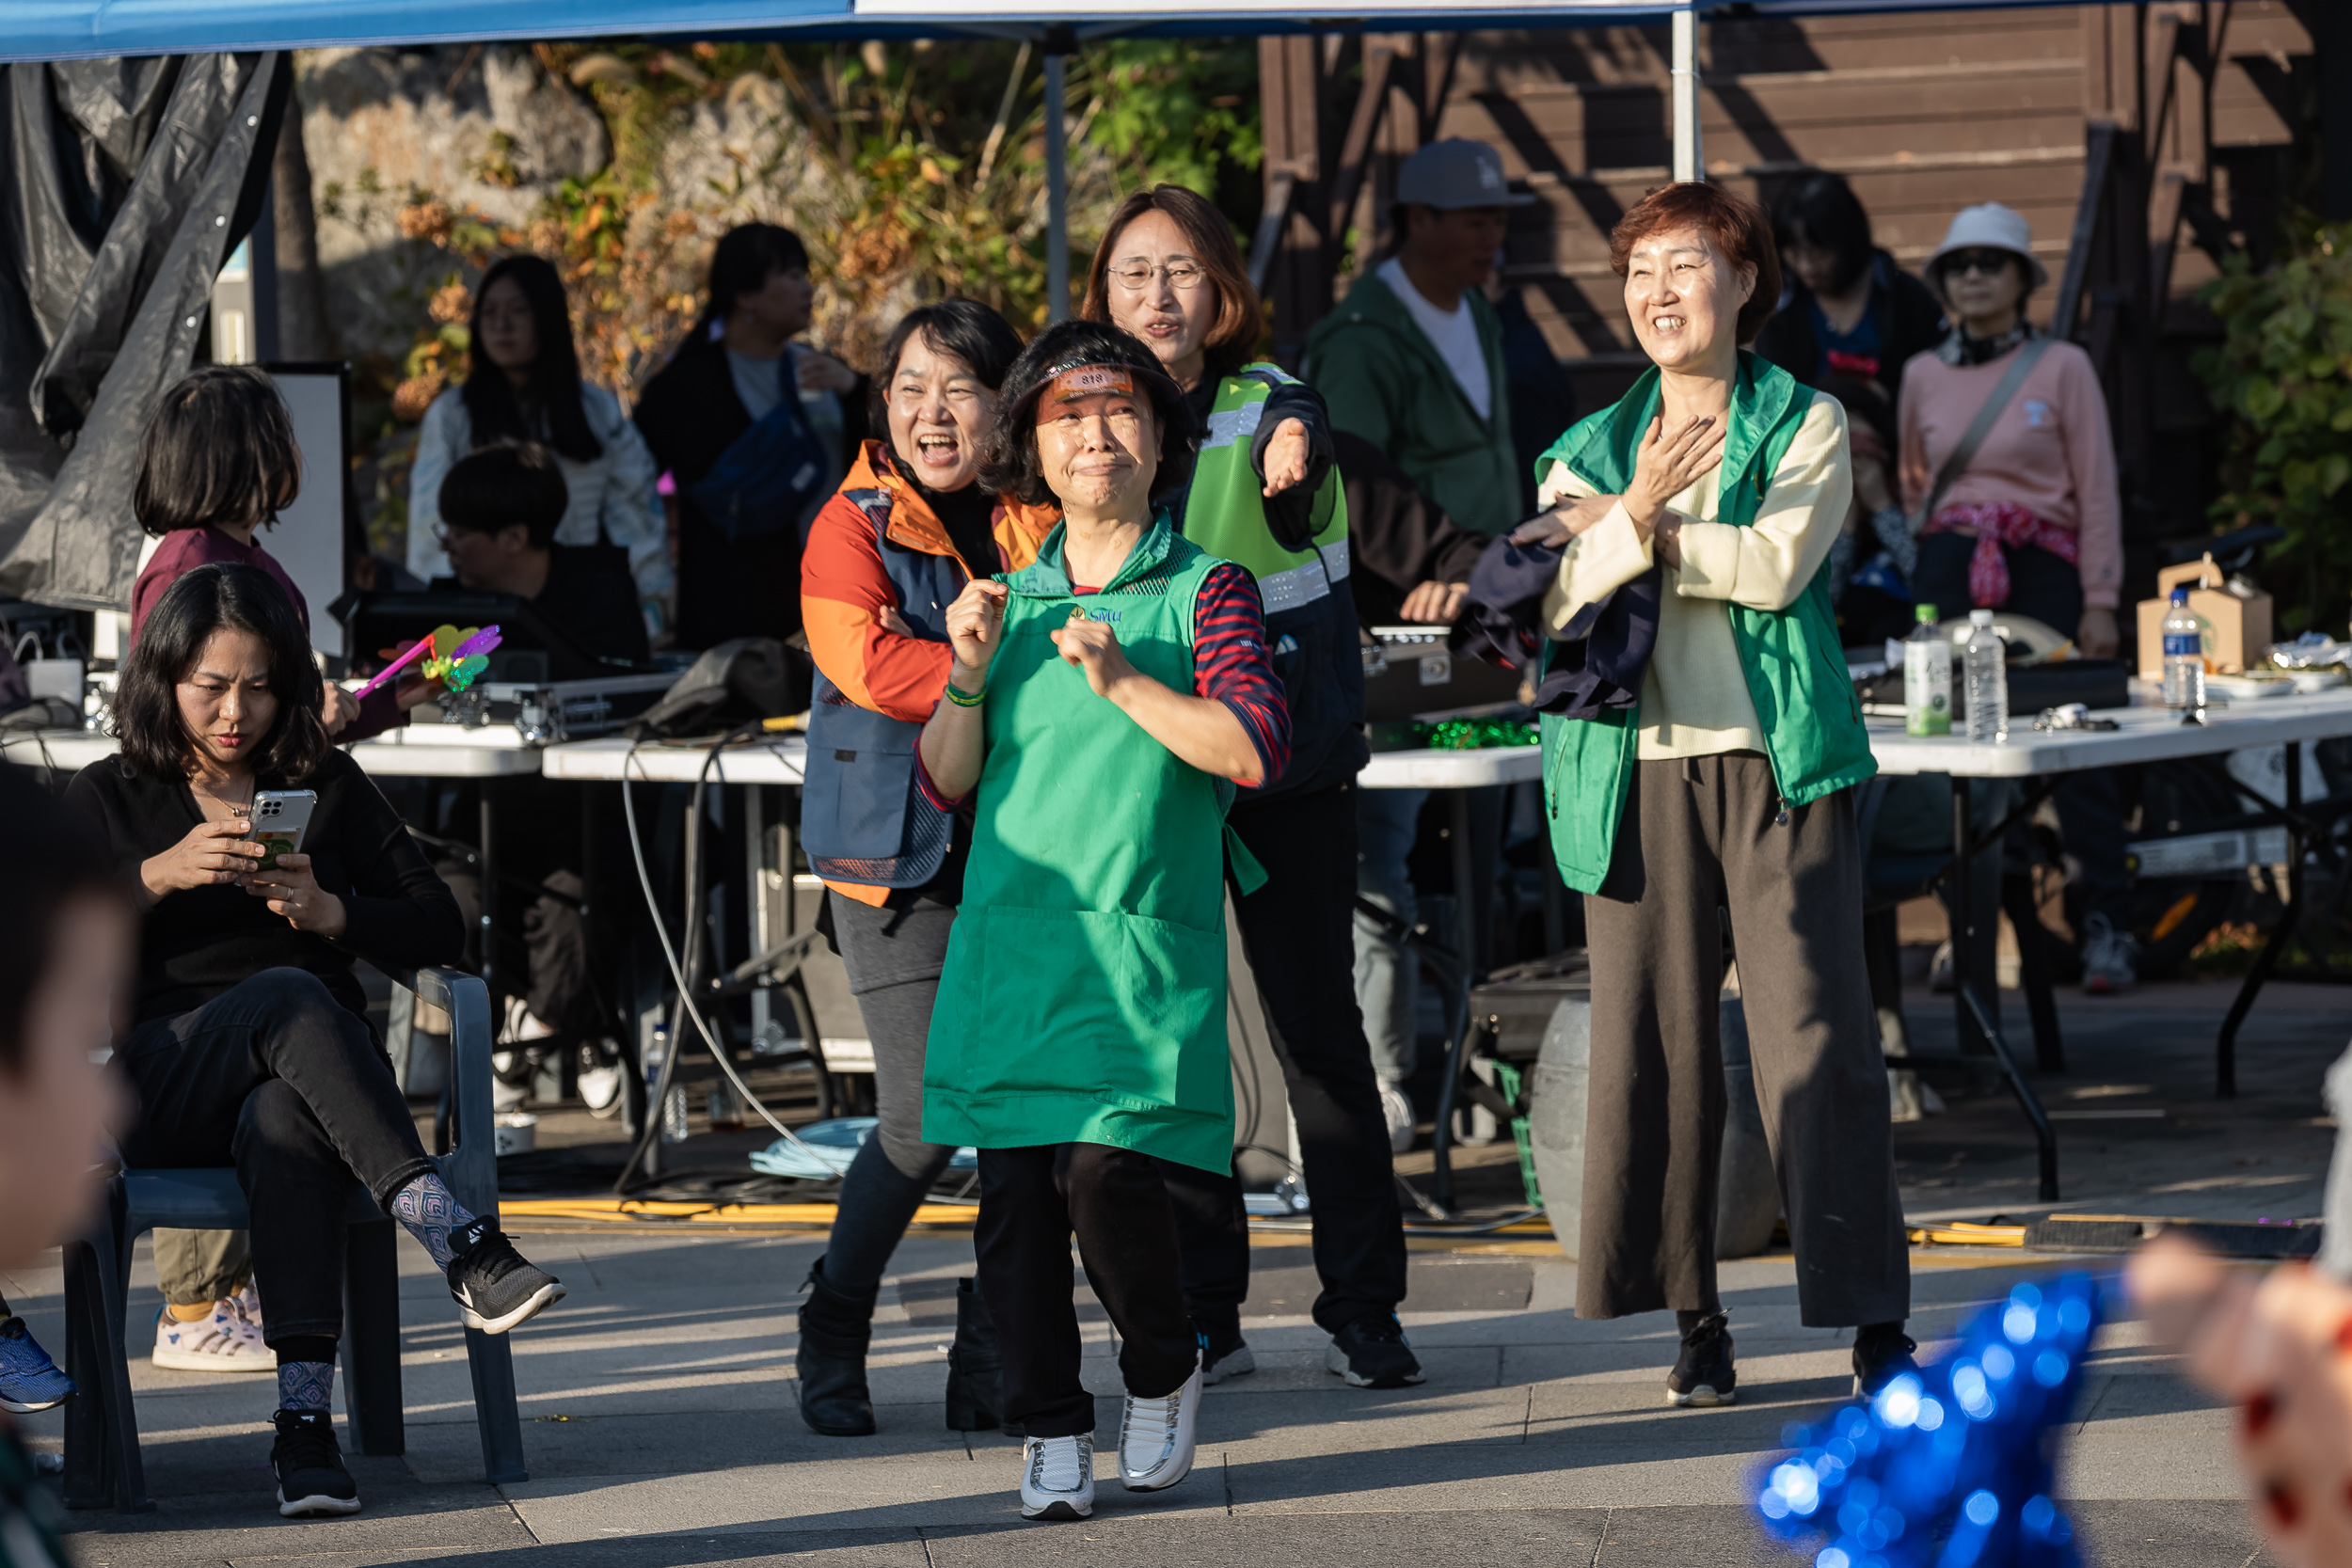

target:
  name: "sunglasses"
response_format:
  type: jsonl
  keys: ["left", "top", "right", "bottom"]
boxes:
{"left": 1942, "top": 249, "right": 2021, "bottom": 279}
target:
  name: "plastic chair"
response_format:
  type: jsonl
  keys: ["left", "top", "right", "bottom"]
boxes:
{"left": 59, "top": 967, "right": 525, "bottom": 1512}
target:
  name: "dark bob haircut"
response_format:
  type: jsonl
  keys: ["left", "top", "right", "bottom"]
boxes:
{"left": 135, "top": 366, "right": 303, "bottom": 538}
{"left": 1081, "top": 184, "right": 1263, "bottom": 381}
{"left": 1772, "top": 172, "right": 1876, "bottom": 300}
{"left": 1609, "top": 182, "right": 1783, "bottom": 344}
{"left": 682, "top": 224, "right": 812, "bottom": 356}
{"left": 977, "top": 321, "right": 1198, "bottom": 510}
{"left": 111, "top": 563, "right": 329, "bottom": 784}
{"left": 0, "top": 763, "right": 124, "bottom": 1080}
{"left": 440, "top": 442, "right": 571, "bottom": 550}
{"left": 868, "top": 298, "right": 1026, "bottom": 433}
{"left": 463, "top": 255, "right": 603, "bottom": 466}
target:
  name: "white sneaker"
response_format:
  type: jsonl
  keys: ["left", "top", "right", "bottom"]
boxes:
{"left": 1378, "top": 1080, "right": 1416, "bottom": 1154}
{"left": 1118, "top": 1352, "right": 1201, "bottom": 1493}
{"left": 579, "top": 1063, "right": 624, "bottom": 1119}
{"left": 227, "top": 1281, "right": 264, "bottom": 1334}
{"left": 152, "top": 1300, "right": 273, "bottom": 1373}
{"left": 1019, "top": 1433, "right": 1095, "bottom": 1521}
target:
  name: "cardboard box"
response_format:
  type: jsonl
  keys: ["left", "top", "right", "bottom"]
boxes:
{"left": 2137, "top": 556, "right": 2272, "bottom": 678}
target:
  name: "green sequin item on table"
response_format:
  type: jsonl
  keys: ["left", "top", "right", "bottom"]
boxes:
{"left": 1414, "top": 718, "right": 1538, "bottom": 750}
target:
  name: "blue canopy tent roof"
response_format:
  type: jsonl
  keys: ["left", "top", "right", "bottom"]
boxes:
{"left": 7, "top": 0, "right": 2082, "bottom": 61}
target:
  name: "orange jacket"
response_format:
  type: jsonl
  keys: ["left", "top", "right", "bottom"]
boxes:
{"left": 802, "top": 440, "right": 1057, "bottom": 904}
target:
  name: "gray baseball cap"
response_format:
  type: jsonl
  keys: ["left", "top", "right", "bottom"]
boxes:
{"left": 1395, "top": 138, "right": 1537, "bottom": 210}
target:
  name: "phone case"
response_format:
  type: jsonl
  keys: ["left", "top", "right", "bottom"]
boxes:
{"left": 250, "top": 791, "right": 317, "bottom": 873}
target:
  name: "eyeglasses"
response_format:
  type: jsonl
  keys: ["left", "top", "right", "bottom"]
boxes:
{"left": 1108, "top": 262, "right": 1205, "bottom": 292}
{"left": 1943, "top": 250, "right": 2020, "bottom": 279}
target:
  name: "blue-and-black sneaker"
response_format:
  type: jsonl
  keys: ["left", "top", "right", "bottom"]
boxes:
{"left": 0, "top": 1316, "right": 74, "bottom": 1414}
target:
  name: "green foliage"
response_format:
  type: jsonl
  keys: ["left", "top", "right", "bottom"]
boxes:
{"left": 2195, "top": 219, "right": 2352, "bottom": 632}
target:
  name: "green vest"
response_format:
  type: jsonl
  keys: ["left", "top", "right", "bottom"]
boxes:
{"left": 920, "top": 514, "right": 1237, "bottom": 1174}
{"left": 1184, "top": 364, "right": 1349, "bottom": 609}
{"left": 1537, "top": 353, "right": 1876, "bottom": 894}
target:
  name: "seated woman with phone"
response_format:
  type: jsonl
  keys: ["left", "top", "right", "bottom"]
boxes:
{"left": 66, "top": 562, "right": 565, "bottom": 1521}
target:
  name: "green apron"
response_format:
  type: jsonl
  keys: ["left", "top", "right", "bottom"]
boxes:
{"left": 920, "top": 513, "right": 1238, "bottom": 1174}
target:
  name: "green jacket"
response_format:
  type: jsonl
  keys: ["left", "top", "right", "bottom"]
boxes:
{"left": 1304, "top": 270, "right": 1521, "bottom": 537}
{"left": 1538, "top": 354, "right": 1875, "bottom": 894}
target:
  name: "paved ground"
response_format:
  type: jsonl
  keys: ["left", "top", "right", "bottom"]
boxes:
{"left": 16, "top": 976, "right": 2339, "bottom": 1566}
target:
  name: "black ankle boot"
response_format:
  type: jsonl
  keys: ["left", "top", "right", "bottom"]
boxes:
{"left": 796, "top": 1257, "right": 877, "bottom": 1436}
{"left": 944, "top": 1276, "right": 1005, "bottom": 1433}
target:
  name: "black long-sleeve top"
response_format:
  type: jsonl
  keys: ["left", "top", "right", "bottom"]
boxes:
{"left": 1337, "top": 430, "right": 1491, "bottom": 626}
{"left": 68, "top": 749, "right": 465, "bottom": 1027}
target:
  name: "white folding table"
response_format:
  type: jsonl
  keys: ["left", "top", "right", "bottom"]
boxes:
{"left": 1866, "top": 688, "right": 2352, "bottom": 1199}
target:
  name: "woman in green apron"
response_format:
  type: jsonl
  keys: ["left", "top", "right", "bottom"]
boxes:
{"left": 919, "top": 321, "right": 1290, "bottom": 1522}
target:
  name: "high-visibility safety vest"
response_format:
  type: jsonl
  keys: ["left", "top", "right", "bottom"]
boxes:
{"left": 1171, "top": 364, "right": 1365, "bottom": 798}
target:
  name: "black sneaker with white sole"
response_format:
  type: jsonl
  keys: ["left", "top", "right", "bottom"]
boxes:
{"left": 1324, "top": 1313, "right": 1425, "bottom": 1388}
{"left": 1199, "top": 1322, "right": 1255, "bottom": 1386}
{"left": 445, "top": 1218, "right": 565, "bottom": 1334}
{"left": 1852, "top": 1323, "right": 1919, "bottom": 1399}
{"left": 1665, "top": 1311, "right": 1737, "bottom": 1407}
{"left": 272, "top": 1408, "right": 361, "bottom": 1517}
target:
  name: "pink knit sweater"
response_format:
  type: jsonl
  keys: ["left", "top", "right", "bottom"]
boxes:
{"left": 1896, "top": 339, "right": 2123, "bottom": 610}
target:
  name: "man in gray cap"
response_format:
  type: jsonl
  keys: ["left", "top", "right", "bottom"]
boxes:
{"left": 1307, "top": 137, "right": 1534, "bottom": 1164}
{"left": 1306, "top": 136, "right": 1534, "bottom": 541}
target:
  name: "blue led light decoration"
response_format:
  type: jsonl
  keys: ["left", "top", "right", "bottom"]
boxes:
{"left": 1754, "top": 1274, "right": 2103, "bottom": 1568}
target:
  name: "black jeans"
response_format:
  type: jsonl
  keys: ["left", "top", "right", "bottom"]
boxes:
{"left": 1165, "top": 782, "right": 1407, "bottom": 1336}
{"left": 975, "top": 1143, "right": 1199, "bottom": 1438}
{"left": 1914, "top": 534, "right": 2131, "bottom": 928}
{"left": 116, "top": 969, "right": 438, "bottom": 1346}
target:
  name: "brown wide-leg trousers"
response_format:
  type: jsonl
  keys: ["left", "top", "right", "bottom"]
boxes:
{"left": 1578, "top": 751, "right": 1910, "bottom": 1328}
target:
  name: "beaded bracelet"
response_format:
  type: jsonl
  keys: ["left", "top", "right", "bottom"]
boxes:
{"left": 944, "top": 682, "right": 987, "bottom": 707}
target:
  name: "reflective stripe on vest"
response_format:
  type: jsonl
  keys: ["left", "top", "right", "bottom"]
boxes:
{"left": 1182, "top": 365, "right": 1348, "bottom": 597}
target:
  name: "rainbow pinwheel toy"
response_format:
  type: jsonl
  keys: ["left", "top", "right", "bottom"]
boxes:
{"left": 353, "top": 624, "right": 501, "bottom": 700}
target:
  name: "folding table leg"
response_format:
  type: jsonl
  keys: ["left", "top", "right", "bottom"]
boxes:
{"left": 2218, "top": 741, "right": 2302, "bottom": 1099}
{"left": 1952, "top": 779, "right": 2059, "bottom": 1201}
{"left": 59, "top": 1239, "right": 119, "bottom": 1511}
{"left": 340, "top": 1217, "right": 405, "bottom": 1456}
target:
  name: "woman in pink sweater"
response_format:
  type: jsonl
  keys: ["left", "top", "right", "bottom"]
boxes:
{"left": 1898, "top": 203, "right": 2138, "bottom": 992}
{"left": 1898, "top": 203, "right": 2122, "bottom": 657}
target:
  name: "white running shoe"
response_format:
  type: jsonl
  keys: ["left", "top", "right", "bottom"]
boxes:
{"left": 579, "top": 1064, "right": 624, "bottom": 1119}
{"left": 153, "top": 1300, "right": 273, "bottom": 1373}
{"left": 1018, "top": 1433, "right": 1095, "bottom": 1521}
{"left": 227, "top": 1281, "right": 263, "bottom": 1333}
{"left": 1378, "top": 1079, "right": 1417, "bottom": 1154}
{"left": 1118, "top": 1352, "right": 1201, "bottom": 1493}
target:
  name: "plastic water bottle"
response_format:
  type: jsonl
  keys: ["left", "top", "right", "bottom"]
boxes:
{"left": 662, "top": 1085, "right": 691, "bottom": 1144}
{"left": 2162, "top": 586, "right": 2207, "bottom": 710}
{"left": 1902, "top": 603, "right": 1951, "bottom": 736}
{"left": 1962, "top": 609, "right": 2009, "bottom": 743}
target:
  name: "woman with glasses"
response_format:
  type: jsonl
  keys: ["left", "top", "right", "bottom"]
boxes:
{"left": 406, "top": 255, "right": 672, "bottom": 640}
{"left": 1899, "top": 203, "right": 2133, "bottom": 992}
{"left": 1081, "top": 188, "right": 1422, "bottom": 1395}
{"left": 635, "top": 225, "right": 865, "bottom": 651}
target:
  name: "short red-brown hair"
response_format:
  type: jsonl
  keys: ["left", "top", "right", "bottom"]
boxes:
{"left": 1609, "top": 183, "right": 1782, "bottom": 342}
{"left": 1082, "top": 184, "right": 1263, "bottom": 379}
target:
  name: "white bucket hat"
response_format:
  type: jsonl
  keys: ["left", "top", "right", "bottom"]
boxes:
{"left": 1924, "top": 202, "right": 2049, "bottom": 300}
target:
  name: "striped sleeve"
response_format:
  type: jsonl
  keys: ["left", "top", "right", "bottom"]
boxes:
{"left": 1192, "top": 562, "right": 1291, "bottom": 789}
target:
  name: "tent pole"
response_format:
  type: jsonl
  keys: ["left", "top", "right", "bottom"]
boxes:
{"left": 1045, "top": 47, "right": 1070, "bottom": 322}
{"left": 1671, "top": 6, "right": 1703, "bottom": 182}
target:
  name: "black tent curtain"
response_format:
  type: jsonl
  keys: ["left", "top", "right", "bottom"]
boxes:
{"left": 0, "top": 52, "right": 290, "bottom": 611}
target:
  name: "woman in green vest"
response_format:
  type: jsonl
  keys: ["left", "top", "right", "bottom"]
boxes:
{"left": 1084, "top": 184, "right": 1422, "bottom": 1395}
{"left": 919, "top": 321, "right": 1291, "bottom": 1522}
{"left": 1516, "top": 182, "right": 1913, "bottom": 1408}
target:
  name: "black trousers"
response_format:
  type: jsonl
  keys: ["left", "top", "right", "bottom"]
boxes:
{"left": 116, "top": 969, "right": 439, "bottom": 1346}
{"left": 1164, "top": 782, "right": 1407, "bottom": 1336}
{"left": 975, "top": 1143, "right": 1200, "bottom": 1438}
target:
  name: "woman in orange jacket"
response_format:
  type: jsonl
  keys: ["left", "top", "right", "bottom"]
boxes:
{"left": 793, "top": 300, "right": 1058, "bottom": 1437}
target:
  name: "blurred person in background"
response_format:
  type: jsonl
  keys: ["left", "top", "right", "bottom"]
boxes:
{"left": 0, "top": 763, "right": 133, "bottom": 1562}
{"left": 1085, "top": 184, "right": 1422, "bottom": 1393}
{"left": 1899, "top": 202, "right": 2132, "bottom": 993}
{"left": 1754, "top": 171, "right": 1945, "bottom": 415}
{"left": 636, "top": 224, "right": 866, "bottom": 651}
{"left": 405, "top": 255, "right": 673, "bottom": 641}
{"left": 794, "top": 299, "right": 1055, "bottom": 1438}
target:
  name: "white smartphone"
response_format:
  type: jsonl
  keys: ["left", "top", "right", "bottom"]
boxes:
{"left": 248, "top": 790, "right": 319, "bottom": 873}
